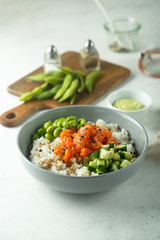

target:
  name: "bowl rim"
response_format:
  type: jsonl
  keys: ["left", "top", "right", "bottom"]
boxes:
{"left": 17, "top": 105, "right": 148, "bottom": 179}
{"left": 106, "top": 89, "right": 152, "bottom": 113}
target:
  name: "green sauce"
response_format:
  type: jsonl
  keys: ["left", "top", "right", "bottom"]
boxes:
{"left": 113, "top": 98, "right": 145, "bottom": 111}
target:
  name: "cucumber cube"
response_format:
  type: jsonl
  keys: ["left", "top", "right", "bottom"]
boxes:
{"left": 89, "top": 150, "right": 100, "bottom": 161}
{"left": 88, "top": 159, "right": 97, "bottom": 172}
{"left": 109, "top": 143, "right": 115, "bottom": 148}
{"left": 111, "top": 164, "right": 118, "bottom": 171}
{"left": 113, "top": 153, "right": 121, "bottom": 161}
{"left": 97, "top": 159, "right": 105, "bottom": 167}
{"left": 99, "top": 148, "right": 114, "bottom": 160}
{"left": 115, "top": 145, "right": 127, "bottom": 151}
{"left": 120, "top": 160, "right": 131, "bottom": 168}
{"left": 130, "top": 158, "right": 137, "bottom": 163}
{"left": 101, "top": 144, "right": 109, "bottom": 150}
{"left": 96, "top": 166, "right": 106, "bottom": 174}
{"left": 83, "top": 157, "right": 90, "bottom": 166}
{"left": 119, "top": 151, "right": 132, "bottom": 160}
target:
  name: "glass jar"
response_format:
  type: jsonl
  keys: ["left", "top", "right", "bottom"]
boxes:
{"left": 44, "top": 45, "right": 61, "bottom": 73}
{"left": 104, "top": 17, "right": 141, "bottom": 52}
{"left": 80, "top": 39, "right": 100, "bottom": 72}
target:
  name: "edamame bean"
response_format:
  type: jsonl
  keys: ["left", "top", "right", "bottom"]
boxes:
{"left": 66, "top": 116, "right": 77, "bottom": 122}
{"left": 46, "top": 125, "right": 55, "bottom": 134}
{"left": 78, "top": 118, "right": 86, "bottom": 126}
{"left": 77, "top": 123, "right": 81, "bottom": 130}
{"left": 85, "top": 71, "right": 101, "bottom": 93}
{"left": 45, "top": 133, "right": 54, "bottom": 142}
{"left": 37, "top": 128, "right": 46, "bottom": 136}
{"left": 53, "top": 127, "right": 63, "bottom": 137}
{"left": 44, "top": 121, "right": 52, "bottom": 129}
{"left": 32, "top": 133, "right": 40, "bottom": 140}
{"left": 69, "top": 120, "right": 77, "bottom": 128}
{"left": 57, "top": 118, "right": 66, "bottom": 127}
{"left": 53, "top": 118, "right": 59, "bottom": 127}
{"left": 62, "top": 120, "right": 70, "bottom": 129}
{"left": 52, "top": 119, "right": 60, "bottom": 127}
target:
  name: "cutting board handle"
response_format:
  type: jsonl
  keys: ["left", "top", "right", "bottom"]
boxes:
{"left": 0, "top": 100, "right": 54, "bottom": 127}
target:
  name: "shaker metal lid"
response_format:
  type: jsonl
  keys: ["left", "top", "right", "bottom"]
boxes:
{"left": 139, "top": 49, "right": 160, "bottom": 78}
{"left": 84, "top": 39, "right": 96, "bottom": 53}
{"left": 46, "top": 45, "right": 58, "bottom": 59}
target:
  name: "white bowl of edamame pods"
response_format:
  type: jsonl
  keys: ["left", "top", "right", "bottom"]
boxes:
{"left": 17, "top": 105, "right": 148, "bottom": 194}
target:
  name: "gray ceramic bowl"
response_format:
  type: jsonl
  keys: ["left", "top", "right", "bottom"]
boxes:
{"left": 17, "top": 105, "right": 148, "bottom": 194}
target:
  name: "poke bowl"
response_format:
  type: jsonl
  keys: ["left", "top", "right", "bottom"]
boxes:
{"left": 17, "top": 105, "right": 148, "bottom": 194}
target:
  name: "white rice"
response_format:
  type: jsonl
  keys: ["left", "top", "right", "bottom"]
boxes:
{"left": 29, "top": 119, "right": 136, "bottom": 176}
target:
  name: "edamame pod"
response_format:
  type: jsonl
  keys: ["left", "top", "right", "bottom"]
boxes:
{"left": 50, "top": 84, "right": 62, "bottom": 94}
{"left": 54, "top": 74, "right": 72, "bottom": 100}
{"left": 59, "top": 67, "right": 74, "bottom": 75}
{"left": 19, "top": 92, "right": 33, "bottom": 102}
{"left": 27, "top": 73, "right": 49, "bottom": 82}
{"left": 70, "top": 91, "right": 77, "bottom": 104}
{"left": 19, "top": 83, "right": 48, "bottom": 101}
{"left": 44, "top": 76, "right": 63, "bottom": 85}
{"left": 77, "top": 75, "right": 85, "bottom": 93}
{"left": 52, "top": 71, "right": 66, "bottom": 78}
{"left": 32, "top": 83, "right": 48, "bottom": 94}
{"left": 85, "top": 71, "right": 101, "bottom": 93}
{"left": 34, "top": 90, "right": 54, "bottom": 100}
{"left": 59, "top": 79, "right": 79, "bottom": 102}
{"left": 59, "top": 67, "right": 83, "bottom": 78}
{"left": 76, "top": 70, "right": 85, "bottom": 77}
{"left": 34, "top": 84, "right": 61, "bottom": 100}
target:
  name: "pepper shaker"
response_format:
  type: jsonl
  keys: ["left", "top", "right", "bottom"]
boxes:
{"left": 44, "top": 45, "right": 61, "bottom": 73}
{"left": 80, "top": 39, "right": 100, "bottom": 72}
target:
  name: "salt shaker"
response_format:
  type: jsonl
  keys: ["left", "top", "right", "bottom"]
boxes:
{"left": 44, "top": 45, "right": 61, "bottom": 73}
{"left": 80, "top": 39, "right": 100, "bottom": 72}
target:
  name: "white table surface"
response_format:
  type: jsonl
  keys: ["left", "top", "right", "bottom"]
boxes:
{"left": 0, "top": 0, "right": 160, "bottom": 239}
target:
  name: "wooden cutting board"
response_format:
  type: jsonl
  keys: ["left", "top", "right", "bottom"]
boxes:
{"left": 0, "top": 51, "right": 130, "bottom": 127}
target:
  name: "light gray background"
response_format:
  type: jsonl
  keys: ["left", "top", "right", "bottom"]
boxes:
{"left": 0, "top": 0, "right": 160, "bottom": 239}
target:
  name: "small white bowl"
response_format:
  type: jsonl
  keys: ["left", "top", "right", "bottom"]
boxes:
{"left": 106, "top": 89, "right": 152, "bottom": 122}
